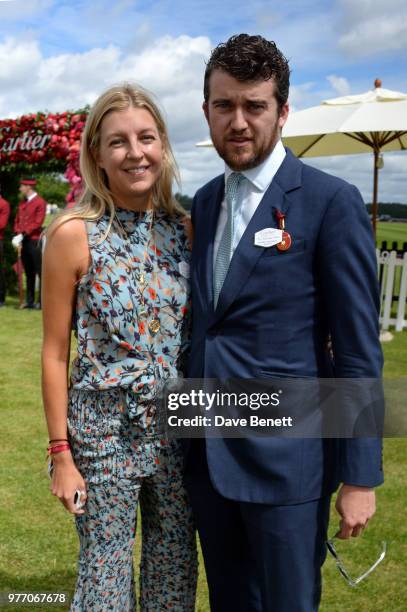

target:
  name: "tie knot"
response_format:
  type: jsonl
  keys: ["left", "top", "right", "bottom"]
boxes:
{"left": 225, "top": 172, "right": 243, "bottom": 203}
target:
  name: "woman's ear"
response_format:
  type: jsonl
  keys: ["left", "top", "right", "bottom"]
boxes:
{"left": 93, "top": 147, "right": 104, "bottom": 169}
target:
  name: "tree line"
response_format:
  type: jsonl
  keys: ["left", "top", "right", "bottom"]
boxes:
{"left": 365, "top": 203, "right": 407, "bottom": 219}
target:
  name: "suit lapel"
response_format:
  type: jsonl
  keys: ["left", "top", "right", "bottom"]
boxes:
{"left": 194, "top": 176, "right": 224, "bottom": 309}
{"left": 210, "top": 150, "right": 302, "bottom": 325}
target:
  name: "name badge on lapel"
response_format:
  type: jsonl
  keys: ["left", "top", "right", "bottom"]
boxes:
{"left": 254, "top": 228, "right": 283, "bottom": 248}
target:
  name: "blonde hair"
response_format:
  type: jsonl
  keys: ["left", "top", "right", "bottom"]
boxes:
{"left": 47, "top": 83, "right": 184, "bottom": 238}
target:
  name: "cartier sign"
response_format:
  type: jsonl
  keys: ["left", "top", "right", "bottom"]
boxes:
{"left": 0, "top": 126, "right": 51, "bottom": 153}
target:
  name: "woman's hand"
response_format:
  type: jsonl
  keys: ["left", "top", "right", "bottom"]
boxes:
{"left": 50, "top": 452, "right": 87, "bottom": 515}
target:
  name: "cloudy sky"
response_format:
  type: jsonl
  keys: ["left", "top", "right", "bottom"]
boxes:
{"left": 0, "top": 0, "right": 406, "bottom": 201}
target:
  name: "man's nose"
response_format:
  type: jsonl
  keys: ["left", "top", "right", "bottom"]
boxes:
{"left": 230, "top": 107, "right": 248, "bottom": 131}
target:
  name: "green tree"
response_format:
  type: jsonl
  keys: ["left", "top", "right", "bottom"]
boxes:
{"left": 175, "top": 192, "right": 192, "bottom": 211}
{"left": 36, "top": 173, "right": 69, "bottom": 207}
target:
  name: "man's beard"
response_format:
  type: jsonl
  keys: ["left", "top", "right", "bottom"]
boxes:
{"left": 210, "top": 126, "right": 280, "bottom": 171}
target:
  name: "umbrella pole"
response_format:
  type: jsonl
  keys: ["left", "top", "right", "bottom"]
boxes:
{"left": 372, "top": 149, "right": 379, "bottom": 237}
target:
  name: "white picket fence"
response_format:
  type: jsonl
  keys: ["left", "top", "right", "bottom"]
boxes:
{"left": 377, "top": 249, "right": 407, "bottom": 331}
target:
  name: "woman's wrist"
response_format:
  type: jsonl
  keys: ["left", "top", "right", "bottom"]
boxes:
{"left": 48, "top": 437, "right": 69, "bottom": 445}
{"left": 48, "top": 442, "right": 70, "bottom": 453}
{"left": 50, "top": 450, "right": 74, "bottom": 465}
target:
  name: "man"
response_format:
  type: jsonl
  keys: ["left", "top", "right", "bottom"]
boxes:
{"left": 14, "top": 178, "right": 46, "bottom": 309}
{"left": 184, "top": 34, "right": 383, "bottom": 611}
{"left": 0, "top": 187, "right": 11, "bottom": 307}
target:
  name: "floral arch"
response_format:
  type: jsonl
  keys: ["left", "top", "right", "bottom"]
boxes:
{"left": 0, "top": 108, "right": 88, "bottom": 205}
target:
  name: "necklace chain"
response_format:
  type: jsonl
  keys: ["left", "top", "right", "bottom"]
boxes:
{"left": 113, "top": 209, "right": 169, "bottom": 436}
{"left": 113, "top": 209, "right": 161, "bottom": 336}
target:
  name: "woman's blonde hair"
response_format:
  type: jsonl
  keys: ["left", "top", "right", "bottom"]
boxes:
{"left": 47, "top": 83, "right": 184, "bottom": 237}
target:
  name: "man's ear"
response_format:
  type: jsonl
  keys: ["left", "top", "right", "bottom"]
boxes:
{"left": 203, "top": 101, "right": 209, "bottom": 123}
{"left": 278, "top": 103, "right": 289, "bottom": 130}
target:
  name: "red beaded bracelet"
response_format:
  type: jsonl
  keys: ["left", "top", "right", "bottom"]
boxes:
{"left": 47, "top": 443, "right": 71, "bottom": 456}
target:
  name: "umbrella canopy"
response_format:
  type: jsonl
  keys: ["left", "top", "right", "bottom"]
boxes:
{"left": 282, "top": 80, "right": 407, "bottom": 234}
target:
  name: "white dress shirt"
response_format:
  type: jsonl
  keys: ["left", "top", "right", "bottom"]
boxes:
{"left": 213, "top": 140, "right": 286, "bottom": 266}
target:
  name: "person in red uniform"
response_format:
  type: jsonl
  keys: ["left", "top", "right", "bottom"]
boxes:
{"left": 0, "top": 187, "right": 11, "bottom": 307}
{"left": 14, "top": 178, "right": 46, "bottom": 309}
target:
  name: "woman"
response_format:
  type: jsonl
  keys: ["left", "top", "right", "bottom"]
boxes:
{"left": 42, "top": 83, "right": 197, "bottom": 611}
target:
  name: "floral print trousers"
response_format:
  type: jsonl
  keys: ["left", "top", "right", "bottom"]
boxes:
{"left": 70, "top": 442, "right": 197, "bottom": 611}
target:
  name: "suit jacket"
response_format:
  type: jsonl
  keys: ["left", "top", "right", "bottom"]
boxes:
{"left": 188, "top": 149, "right": 383, "bottom": 505}
{"left": 14, "top": 194, "right": 46, "bottom": 240}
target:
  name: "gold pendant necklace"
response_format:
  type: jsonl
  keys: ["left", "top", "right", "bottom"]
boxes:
{"left": 148, "top": 318, "right": 161, "bottom": 335}
{"left": 114, "top": 208, "right": 160, "bottom": 336}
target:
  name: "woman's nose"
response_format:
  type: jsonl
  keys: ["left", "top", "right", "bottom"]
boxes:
{"left": 126, "top": 138, "right": 143, "bottom": 159}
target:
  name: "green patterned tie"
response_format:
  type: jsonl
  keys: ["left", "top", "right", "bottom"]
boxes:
{"left": 213, "top": 172, "right": 243, "bottom": 306}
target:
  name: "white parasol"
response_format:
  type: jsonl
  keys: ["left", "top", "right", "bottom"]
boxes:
{"left": 282, "top": 79, "right": 407, "bottom": 234}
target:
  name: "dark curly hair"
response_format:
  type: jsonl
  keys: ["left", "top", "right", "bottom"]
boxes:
{"left": 204, "top": 34, "right": 290, "bottom": 111}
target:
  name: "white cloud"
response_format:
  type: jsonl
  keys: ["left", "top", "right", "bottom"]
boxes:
{"left": 0, "top": 37, "right": 42, "bottom": 86}
{"left": 177, "top": 145, "right": 223, "bottom": 195}
{"left": 116, "top": 35, "right": 210, "bottom": 99}
{"left": 308, "top": 151, "right": 407, "bottom": 203}
{"left": 288, "top": 82, "right": 318, "bottom": 112}
{"left": 338, "top": 0, "right": 407, "bottom": 57}
{"left": 326, "top": 75, "right": 351, "bottom": 96}
{"left": 0, "top": 34, "right": 211, "bottom": 116}
{"left": 258, "top": 9, "right": 339, "bottom": 71}
{"left": 0, "top": 33, "right": 215, "bottom": 194}
{"left": 0, "top": 31, "right": 406, "bottom": 200}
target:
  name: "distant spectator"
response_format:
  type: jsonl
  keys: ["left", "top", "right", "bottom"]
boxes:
{"left": 13, "top": 178, "right": 46, "bottom": 309}
{"left": 0, "top": 187, "right": 11, "bottom": 307}
{"left": 46, "top": 204, "right": 59, "bottom": 215}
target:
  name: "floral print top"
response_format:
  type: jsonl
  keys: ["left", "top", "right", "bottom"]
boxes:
{"left": 70, "top": 206, "right": 191, "bottom": 418}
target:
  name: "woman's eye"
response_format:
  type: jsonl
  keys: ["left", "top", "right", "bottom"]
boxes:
{"left": 110, "top": 138, "right": 124, "bottom": 146}
{"left": 141, "top": 134, "right": 155, "bottom": 142}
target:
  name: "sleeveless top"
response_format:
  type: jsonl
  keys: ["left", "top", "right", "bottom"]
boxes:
{"left": 69, "top": 206, "right": 191, "bottom": 420}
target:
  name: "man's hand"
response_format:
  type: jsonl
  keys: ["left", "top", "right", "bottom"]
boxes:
{"left": 11, "top": 234, "right": 23, "bottom": 249}
{"left": 335, "top": 484, "right": 376, "bottom": 539}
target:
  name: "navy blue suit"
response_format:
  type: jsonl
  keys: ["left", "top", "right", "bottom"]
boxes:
{"left": 184, "top": 149, "right": 383, "bottom": 611}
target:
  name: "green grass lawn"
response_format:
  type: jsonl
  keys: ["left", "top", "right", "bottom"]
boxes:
{"left": 376, "top": 222, "right": 407, "bottom": 249}
{"left": 0, "top": 298, "right": 406, "bottom": 611}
